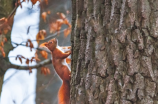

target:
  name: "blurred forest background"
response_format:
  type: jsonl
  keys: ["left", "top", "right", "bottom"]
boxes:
{"left": 37, "top": 0, "right": 71, "bottom": 104}
{"left": 0, "top": 0, "right": 72, "bottom": 104}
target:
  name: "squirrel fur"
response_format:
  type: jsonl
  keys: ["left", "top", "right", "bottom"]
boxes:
{"left": 41, "top": 38, "right": 71, "bottom": 104}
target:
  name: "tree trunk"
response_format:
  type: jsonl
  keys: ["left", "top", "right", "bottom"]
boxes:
{"left": 0, "top": 0, "right": 14, "bottom": 96}
{"left": 71, "top": 0, "right": 158, "bottom": 104}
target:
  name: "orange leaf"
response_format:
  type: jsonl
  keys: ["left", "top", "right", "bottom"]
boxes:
{"left": 57, "top": 12, "right": 71, "bottom": 27}
{"left": 29, "top": 68, "right": 32, "bottom": 73}
{"left": 0, "top": 18, "right": 5, "bottom": 23}
{"left": 30, "top": 42, "right": 34, "bottom": 51}
{"left": 36, "top": 30, "right": 46, "bottom": 44}
{"left": 1, "top": 42, "right": 4, "bottom": 47}
{"left": 27, "top": 39, "right": 34, "bottom": 51}
{"left": 26, "top": 59, "right": 29, "bottom": 65}
{"left": 47, "top": 10, "right": 51, "bottom": 14}
{"left": 57, "top": 12, "right": 66, "bottom": 19}
{"left": 19, "top": 57, "right": 22, "bottom": 64}
{"left": 0, "top": 46, "right": 5, "bottom": 57}
{"left": 66, "top": 10, "right": 70, "bottom": 14}
{"left": 31, "top": 0, "right": 38, "bottom": 5}
{"left": 3, "top": 29, "right": 8, "bottom": 34}
{"left": 30, "top": 57, "right": 35, "bottom": 63}
{"left": 41, "top": 12, "right": 47, "bottom": 23}
{"left": 35, "top": 51, "right": 40, "bottom": 61}
{"left": 3, "top": 38, "right": 7, "bottom": 42}
{"left": 26, "top": 42, "right": 28, "bottom": 46}
{"left": 49, "top": 22, "right": 58, "bottom": 33}
{"left": 2, "top": 51, "right": 5, "bottom": 57}
{"left": 46, "top": 67, "right": 50, "bottom": 74}
{"left": 64, "top": 28, "right": 71, "bottom": 37}
{"left": 40, "top": 50, "right": 48, "bottom": 59}
{"left": 0, "top": 18, "right": 11, "bottom": 35}
{"left": 66, "top": 58, "right": 71, "bottom": 64}
{"left": 41, "top": 67, "right": 50, "bottom": 75}
{"left": 41, "top": 67, "right": 46, "bottom": 75}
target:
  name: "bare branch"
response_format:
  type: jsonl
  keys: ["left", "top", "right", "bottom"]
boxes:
{"left": 12, "top": 42, "right": 51, "bottom": 53}
{"left": 8, "top": 0, "right": 25, "bottom": 20}
{"left": 42, "top": 29, "right": 66, "bottom": 40}
{"left": 21, "top": 28, "right": 67, "bottom": 43}
{"left": 9, "top": 58, "right": 52, "bottom": 69}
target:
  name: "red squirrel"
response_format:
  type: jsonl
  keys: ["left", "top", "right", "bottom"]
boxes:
{"left": 40, "top": 38, "right": 71, "bottom": 104}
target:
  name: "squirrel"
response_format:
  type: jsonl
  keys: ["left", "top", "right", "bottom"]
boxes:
{"left": 40, "top": 38, "right": 71, "bottom": 104}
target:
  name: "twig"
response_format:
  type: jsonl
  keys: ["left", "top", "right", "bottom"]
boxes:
{"left": 11, "top": 42, "right": 51, "bottom": 53}
{"left": 7, "top": 0, "right": 25, "bottom": 20}
{"left": 10, "top": 58, "right": 52, "bottom": 69}
{"left": 26, "top": 28, "right": 67, "bottom": 43}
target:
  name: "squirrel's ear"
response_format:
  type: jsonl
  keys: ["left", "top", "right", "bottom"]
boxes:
{"left": 40, "top": 42, "right": 48, "bottom": 48}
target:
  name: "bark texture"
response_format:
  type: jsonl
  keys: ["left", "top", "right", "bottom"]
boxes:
{"left": 0, "top": 0, "right": 14, "bottom": 96}
{"left": 71, "top": 0, "right": 158, "bottom": 104}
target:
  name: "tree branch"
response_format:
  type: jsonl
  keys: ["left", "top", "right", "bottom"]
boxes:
{"left": 23, "top": 28, "right": 67, "bottom": 43}
{"left": 7, "top": 0, "right": 25, "bottom": 20}
{"left": 9, "top": 58, "right": 52, "bottom": 69}
{"left": 12, "top": 42, "right": 51, "bottom": 53}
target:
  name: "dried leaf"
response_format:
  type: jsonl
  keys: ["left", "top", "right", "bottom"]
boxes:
{"left": 19, "top": 57, "right": 22, "bottom": 64}
{"left": 26, "top": 58, "right": 29, "bottom": 65}
{"left": 66, "top": 58, "right": 71, "bottom": 64}
{"left": 0, "top": 18, "right": 11, "bottom": 35}
{"left": 0, "top": 46, "right": 5, "bottom": 57}
{"left": 46, "top": 67, "right": 50, "bottom": 74}
{"left": 49, "top": 22, "right": 58, "bottom": 33}
{"left": 35, "top": 51, "right": 40, "bottom": 61}
{"left": 39, "top": 42, "right": 47, "bottom": 48}
{"left": 47, "top": 10, "right": 51, "bottom": 14}
{"left": 2, "top": 51, "right": 5, "bottom": 57}
{"left": 1, "top": 42, "right": 4, "bottom": 47}
{"left": 31, "top": 0, "right": 38, "bottom": 5}
{"left": 36, "top": 30, "right": 46, "bottom": 44}
{"left": 26, "top": 42, "right": 28, "bottom": 46}
{"left": 30, "top": 42, "right": 34, "bottom": 51}
{"left": 64, "top": 28, "right": 71, "bottom": 37}
{"left": 3, "top": 29, "right": 8, "bottom": 34}
{"left": 66, "top": 10, "right": 70, "bottom": 14}
{"left": 0, "top": 17, "right": 5, "bottom": 24}
{"left": 29, "top": 68, "right": 32, "bottom": 73}
{"left": 41, "top": 12, "right": 47, "bottom": 23}
{"left": 57, "top": 12, "right": 71, "bottom": 27}
{"left": 30, "top": 57, "right": 35, "bottom": 63}
{"left": 27, "top": 39, "right": 34, "bottom": 51}
{"left": 21, "top": 55, "right": 26, "bottom": 59}
{"left": 40, "top": 50, "right": 48, "bottom": 59}
{"left": 57, "top": 12, "right": 66, "bottom": 19}
{"left": 41, "top": 67, "right": 50, "bottom": 75}
{"left": 41, "top": 67, "right": 46, "bottom": 75}
{"left": 49, "top": 19, "right": 64, "bottom": 33}
{"left": 3, "top": 38, "right": 7, "bottom": 42}
{"left": 49, "top": 13, "right": 71, "bottom": 35}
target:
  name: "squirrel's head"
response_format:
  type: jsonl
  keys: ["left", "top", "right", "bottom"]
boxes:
{"left": 40, "top": 38, "right": 57, "bottom": 52}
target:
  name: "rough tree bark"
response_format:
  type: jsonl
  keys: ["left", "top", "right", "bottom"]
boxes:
{"left": 0, "top": 0, "right": 14, "bottom": 96}
{"left": 71, "top": 0, "right": 158, "bottom": 104}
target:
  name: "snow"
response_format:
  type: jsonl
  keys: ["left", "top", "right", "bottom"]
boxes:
{"left": 0, "top": 1, "right": 40, "bottom": 104}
